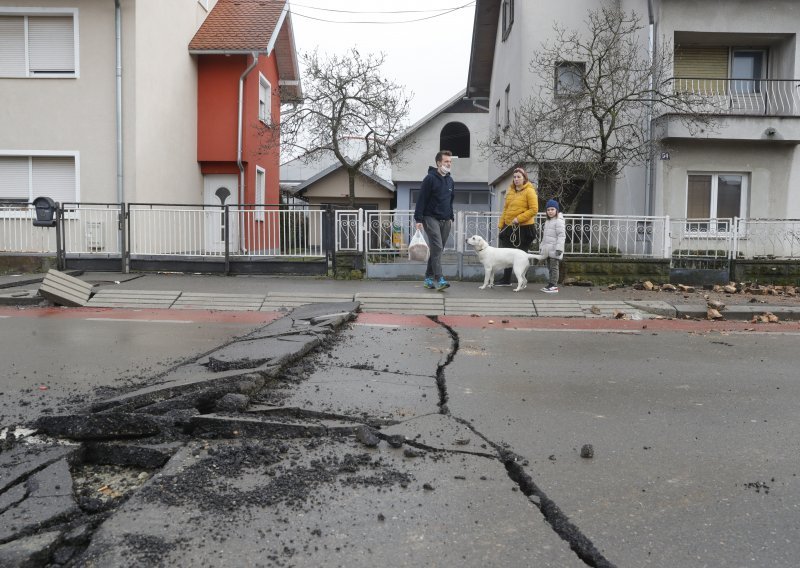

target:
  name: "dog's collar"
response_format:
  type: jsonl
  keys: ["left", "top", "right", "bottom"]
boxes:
{"left": 474, "top": 241, "right": 488, "bottom": 252}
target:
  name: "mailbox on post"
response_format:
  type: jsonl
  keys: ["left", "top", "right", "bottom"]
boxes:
{"left": 32, "top": 196, "right": 57, "bottom": 228}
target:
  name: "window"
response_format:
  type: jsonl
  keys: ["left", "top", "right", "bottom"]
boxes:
{"left": 0, "top": 10, "right": 78, "bottom": 77}
{"left": 440, "top": 122, "right": 470, "bottom": 158}
{"left": 255, "top": 166, "right": 266, "bottom": 221}
{"left": 504, "top": 84, "right": 510, "bottom": 130}
{"left": 687, "top": 173, "right": 747, "bottom": 231}
{"left": 258, "top": 74, "right": 272, "bottom": 124}
{"left": 731, "top": 50, "right": 765, "bottom": 94}
{"left": 555, "top": 62, "right": 585, "bottom": 95}
{"left": 0, "top": 154, "right": 78, "bottom": 206}
{"left": 501, "top": 0, "right": 514, "bottom": 41}
{"left": 494, "top": 100, "right": 501, "bottom": 140}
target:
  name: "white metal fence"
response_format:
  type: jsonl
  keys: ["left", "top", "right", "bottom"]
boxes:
{"left": 668, "top": 78, "right": 800, "bottom": 116}
{"left": 4, "top": 204, "right": 800, "bottom": 266}
{"left": 127, "top": 204, "right": 325, "bottom": 258}
{"left": 0, "top": 204, "right": 56, "bottom": 253}
{"left": 352, "top": 210, "right": 671, "bottom": 259}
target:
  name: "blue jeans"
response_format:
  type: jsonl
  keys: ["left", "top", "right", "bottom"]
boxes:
{"left": 422, "top": 217, "right": 451, "bottom": 280}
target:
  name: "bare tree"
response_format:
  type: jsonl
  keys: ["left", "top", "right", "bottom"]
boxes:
{"left": 482, "top": 3, "right": 716, "bottom": 212}
{"left": 275, "top": 48, "right": 413, "bottom": 207}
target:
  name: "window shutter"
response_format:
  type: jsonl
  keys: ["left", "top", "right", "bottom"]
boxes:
{"left": 28, "top": 16, "right": 75, "bottom": 73}
{"left": 0, "top": 156, "right": 30, "bottom": 201}
{"left": 0, "top": 16, "right": 26, "bottom": 77}
{"left": 674, "top": 46, "right": 729, "bottom": 94}
{"left": 674, "top": 46, "right": 729, "bottom": 78}
{"left": 32, "top": 157, "right": 76, "bottom": 204}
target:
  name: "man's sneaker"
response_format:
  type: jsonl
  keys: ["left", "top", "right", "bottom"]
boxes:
{"left": 541, "top": 284, "right": 559, "bottom": 293}
{"left": 423, "top": 277, "right": 435, "bottom": 289}
{"left": 435, "top": 278, "right": 450, "bottom": 291}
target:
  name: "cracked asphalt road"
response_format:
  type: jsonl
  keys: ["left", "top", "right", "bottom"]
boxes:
{"left": 2, "top": 305, "right": 800, "bottom": 567}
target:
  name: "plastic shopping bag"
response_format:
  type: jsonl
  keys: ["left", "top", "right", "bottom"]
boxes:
{"left": 408, "top": 228, "right": 430, "bottom": 262}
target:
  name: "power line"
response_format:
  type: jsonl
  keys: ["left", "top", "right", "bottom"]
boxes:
{"left": 289, "top": 2, "right": 474, "bottom": 25}
{"left": 289, "top": 2, "right": 471, "bottom": 15}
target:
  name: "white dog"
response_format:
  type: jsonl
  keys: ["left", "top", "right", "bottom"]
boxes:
{"left": 466, "top": 235, "right": 543, "bottom": 292}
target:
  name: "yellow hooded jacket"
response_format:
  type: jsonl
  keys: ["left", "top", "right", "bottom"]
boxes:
{"left": 498, "top": 181, "right": 539, "bottom": 230}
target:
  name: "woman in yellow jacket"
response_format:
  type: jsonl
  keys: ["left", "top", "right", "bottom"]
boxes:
{"left": 496, "top": 167, "right": 539, "bottom": 286}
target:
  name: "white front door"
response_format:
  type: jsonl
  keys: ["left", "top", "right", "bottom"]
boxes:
{"left": 203, "top": 175, "right": 238, "bottom": 253}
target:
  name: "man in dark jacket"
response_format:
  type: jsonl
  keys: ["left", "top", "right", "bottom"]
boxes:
{"left": 414, "top": 150, "right": 455, "bottom": 290}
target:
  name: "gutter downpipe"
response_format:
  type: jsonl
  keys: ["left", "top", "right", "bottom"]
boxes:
{"left": 237, "top": 51, "right": 259, "bottom": 252}
{"left": 114, "top": 0, "right": 126, "bottom": 271}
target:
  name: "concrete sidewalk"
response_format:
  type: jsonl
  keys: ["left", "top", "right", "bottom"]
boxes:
{"left": 1, "top": 270, "right": 799, "bottom": 320}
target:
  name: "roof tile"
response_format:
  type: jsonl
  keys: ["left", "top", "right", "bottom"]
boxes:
{"left": 189, "top": 0, "right": 286, "bottom": 52}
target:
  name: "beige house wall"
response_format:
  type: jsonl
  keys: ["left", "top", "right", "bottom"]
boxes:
{"left": 1, "top": 0, "right": 214, "bottom": 204}
{"left": 0, "top": 0, "right": 118, "bottom": 202}
{"left": 654, "top": 141, "right": 798, "bottom": 219}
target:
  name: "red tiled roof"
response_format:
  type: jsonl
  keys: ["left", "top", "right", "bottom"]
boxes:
{"left": 189, "top": 0, "right": 287, "bottom": 52}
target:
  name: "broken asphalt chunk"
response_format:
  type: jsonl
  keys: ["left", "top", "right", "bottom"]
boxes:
{"left": 355, "top": 425, "right": 380, "bottom": 447}
{"left": 0, "top": 530, "right": 63, "bottom": 567}
{"left": 0, "top": 459, "right": 78, "bottom": 543}
{"left": 35, "top": 413, "right": 160, "bottom": 440}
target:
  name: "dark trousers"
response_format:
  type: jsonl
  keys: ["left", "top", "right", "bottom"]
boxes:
{"left": 422, "top": 216, "right": 452, "bottom": 280}
{"left": 498, "top": 224, "right": 535, "bottom": 282}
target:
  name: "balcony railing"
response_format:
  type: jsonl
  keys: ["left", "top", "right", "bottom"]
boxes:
{"left": 668, "top": 77, "right": 800, "bottom": 116}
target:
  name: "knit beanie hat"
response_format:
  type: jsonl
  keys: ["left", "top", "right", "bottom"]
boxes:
{"left": 545, "top": 199, "right": 560, "bottom": 211}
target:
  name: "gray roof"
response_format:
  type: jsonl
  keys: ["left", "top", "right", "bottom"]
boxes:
{"left": 290, "top": 162, "right": 395, "bottom": 195}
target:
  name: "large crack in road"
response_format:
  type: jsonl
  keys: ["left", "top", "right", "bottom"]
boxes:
{"left": 1, "top": 303, "right": 615, "bottom": 566}
{"left": 426, "top": 316, "right": 616, "bottom": 568}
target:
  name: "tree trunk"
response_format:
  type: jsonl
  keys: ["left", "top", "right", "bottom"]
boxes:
{"left": 347, "top": 169, "right": 356, "bottom": 208}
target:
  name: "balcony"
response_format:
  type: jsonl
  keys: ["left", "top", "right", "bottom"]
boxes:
{"left": 656, "top": 77, "right": 800, "bottom": 142}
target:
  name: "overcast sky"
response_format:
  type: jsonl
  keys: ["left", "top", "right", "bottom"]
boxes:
{"left": 288, "top": 1, "right": 476, "bottom": 126}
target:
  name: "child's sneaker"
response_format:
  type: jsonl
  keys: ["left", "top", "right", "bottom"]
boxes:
{"left": 435, "top": 277, "right": 450, "bottom": 291}
{"left": 541, "top": 284, "right": 559, "bottom": 293}
{"left": 423, "top": 277, "right": 435, "bottom": 289}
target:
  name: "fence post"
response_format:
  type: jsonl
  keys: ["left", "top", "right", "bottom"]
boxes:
{"left": 456, "top": 210, "right": 464, "bottom": 279}
{"left": 55, "top": 203, "right": 64, "bottom": 271}
{"left": 223, "top": 204, "right": 230, "bottom": 275}
{"left": 662, "top": 215, "right": 671, "bottom": 259}
{"left": 325, "top": 205, "right": 335, "bottom": 273}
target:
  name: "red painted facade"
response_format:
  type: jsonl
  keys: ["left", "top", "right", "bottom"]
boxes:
{"left": 196, "top": 53, "right": 281, "bottom": 204}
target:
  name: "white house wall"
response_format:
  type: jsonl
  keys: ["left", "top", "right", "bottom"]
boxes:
{"left": 392, "top": 110, "right": 489, "bottom": 183}
{"left": 486, "top": 0, "right": 647, "bottom": 195}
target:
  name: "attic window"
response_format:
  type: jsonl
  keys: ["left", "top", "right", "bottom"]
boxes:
{"left": 440, "top": 122, "right": 470, "bottom": 158}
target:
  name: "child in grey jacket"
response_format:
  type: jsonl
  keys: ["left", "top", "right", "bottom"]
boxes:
{"left": 540, "top": 199, "right": 566, "bottom": 293}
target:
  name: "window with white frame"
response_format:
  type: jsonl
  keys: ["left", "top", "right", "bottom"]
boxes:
{"left": 255, "top": 166, "right": 266, "bottom": 221}
{"left": 0, "top": 154, "right": 78, "bottom": 207}
{"left": 258, "top": 74, "right": 272, "bottom": 124}
{"left": 0, "top": 10, "right": 78, "bottom": 77}
{"left": 555, "top": 61, "right": 585, "bottom": 95}
{"left": 501, "top": 0, "right": 514, "bottom": 41}
{"left": 686, "top": 173, "right": 748, "bottom": 232}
